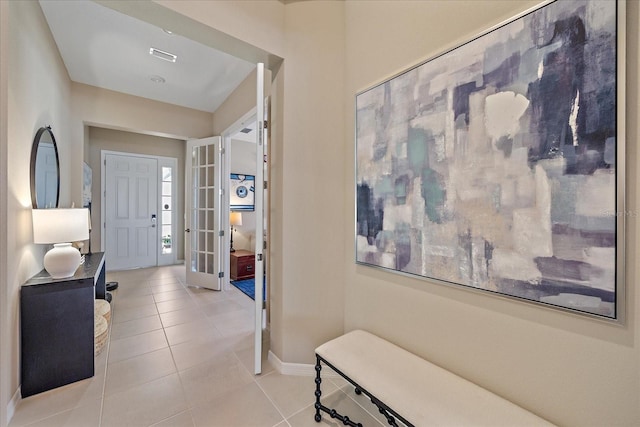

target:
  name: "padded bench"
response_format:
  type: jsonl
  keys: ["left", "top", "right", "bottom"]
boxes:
{"left": 314, "top": 330, "right": 553, "bottom": 427}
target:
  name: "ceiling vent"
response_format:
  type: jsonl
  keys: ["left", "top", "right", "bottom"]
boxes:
{"left": 149, "top": 47, "right": 177, "bottom": 63}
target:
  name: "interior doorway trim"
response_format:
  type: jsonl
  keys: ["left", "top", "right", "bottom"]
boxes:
{"left": 100, "top": 150, "right": 178, "bottom": 268}
{"left": 222, "top": 108, "right": 257, "bottom": 290}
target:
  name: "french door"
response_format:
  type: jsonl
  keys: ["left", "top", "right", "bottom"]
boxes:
{"left": 104, "top": 154, "right": 158, "bottom": 270}
{"left": 185, "top": 137, "right": 223, "bottom": 291}
{"left": 253, "top": 63, "right": 266, "bottom": 374}
{"left": 183, "top": 64, "right": 265, "bottom": 373}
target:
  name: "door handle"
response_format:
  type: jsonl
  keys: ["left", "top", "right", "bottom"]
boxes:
{"left": 151, "top": 214, "right": 157, "bottom": 228}
{"left": 185, "top": 228, "right": 191, "bottom": 233}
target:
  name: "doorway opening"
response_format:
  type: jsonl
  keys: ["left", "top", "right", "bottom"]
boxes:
{"left": 223, "top": 106, "right": 271, "bottom": 365}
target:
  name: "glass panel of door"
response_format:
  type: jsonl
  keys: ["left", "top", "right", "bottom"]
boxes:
{"left": 190, "top": 145, "right": 216, "bottom": 274}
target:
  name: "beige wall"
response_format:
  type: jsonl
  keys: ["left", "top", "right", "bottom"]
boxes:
{"left": 0, "top": 0, "right": 7, "bottom": 424}
{"left": 71, "top": 84, "right": 213, "bottom": 264}
{"left": 212, "top": 68, "right": 272, "bottom": 136}
{"left": 276, "top": 1, "right": 347, "bottom": 362}
{"left": 1, "top": 1, "right": 73, "bottom": 424}
{"left": 155, "top": 0, "right": 286, "bottom": 60}
{"left": 343, "top": 1, "right": 640, "bottom": 426}
{"left": 87, "top": 127, "right": 186, "bottom": 260}
{"left": 70, "top": 83, "right": 213, "bottom": 204}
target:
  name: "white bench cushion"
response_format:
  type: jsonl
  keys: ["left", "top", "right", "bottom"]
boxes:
{"left": 316, "top": 330, "right": 553, "bottom": 426}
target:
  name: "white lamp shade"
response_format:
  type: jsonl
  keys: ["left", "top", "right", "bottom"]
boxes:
{"left": 230, "top": 211, "right": 243, "bottom": 226}
{"left": 32, "top": 208, "right": 90, "bottom": 244}
{"left": 32, "top": 208, "right": 89, "bottom": 279}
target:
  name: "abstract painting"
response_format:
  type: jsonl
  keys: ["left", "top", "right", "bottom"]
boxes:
{"left": 355, "top": 0, "right": 623, "bottom": 319}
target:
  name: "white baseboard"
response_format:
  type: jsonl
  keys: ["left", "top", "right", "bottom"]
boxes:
{"left": 268, "top": 351, "right": 339, "bottom": 378}
{"left": 7, "top": 387, "right": 20, "bottom": 425}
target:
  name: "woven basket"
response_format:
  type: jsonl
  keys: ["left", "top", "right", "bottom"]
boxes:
{"left": 94, "top": 314, "right": 108, "bottom": 356}
{"left": 95, "top": 299, "right": 111, "bottom": 323}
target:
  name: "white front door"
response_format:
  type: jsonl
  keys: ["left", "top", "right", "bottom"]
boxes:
{"left": 185, "top": 137, "right": 223, "bottom": 290}
{"left": 104, "top": 154, "right": 158, "bottom": 270}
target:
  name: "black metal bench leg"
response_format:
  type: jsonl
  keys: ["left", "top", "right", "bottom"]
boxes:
{"left": 314, "top": 355, "right": 363, "bottom": 427}
{"left": 314, "top": 355, "right": 323, "bottom": 422}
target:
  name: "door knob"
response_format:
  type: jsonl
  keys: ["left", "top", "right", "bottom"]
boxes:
{"left": 185, "top": 228, "right": 191, "bottom": 233}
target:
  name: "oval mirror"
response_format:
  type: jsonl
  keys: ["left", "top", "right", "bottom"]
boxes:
{"left": 30, "top": 126, "right": 60, "bottom": 209}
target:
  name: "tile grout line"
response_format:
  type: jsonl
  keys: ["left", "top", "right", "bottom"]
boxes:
{"left": 97, "top": 285, "right": 115, "bottom": 427}
{"left": 99, "top": 275, "right": 155, "bottom": 427}
{"left": 151, "top": 274, "right": 193, "bottom": 427}
{"left": 252, "top": 372, "right": 290, "bottom": 427}
{"left": 104, "top": 273, "right": 182, "bottom": 427}
{"left": 153, "top": 270, "right": 239, "bottom": 426}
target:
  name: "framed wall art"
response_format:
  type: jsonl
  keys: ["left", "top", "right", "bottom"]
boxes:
{"left": 355, "top": 0, "right": 625, "bottom": 320}
{"left": 230, "top": 173, "right": 255, "bottom": 211}
{"left": 82, "top": 162, "right": 92, "bottom": 208}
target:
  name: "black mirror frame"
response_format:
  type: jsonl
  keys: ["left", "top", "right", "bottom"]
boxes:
{"left": 30, "top": 126, "right": 60, "bottom": 209}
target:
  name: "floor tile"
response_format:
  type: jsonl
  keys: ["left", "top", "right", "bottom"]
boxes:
{"left": 286, "top": 390, "right": 384, "bottom": 427}
{"left": 212, "top": 311, "right": 255, "bottom": 337}
{"left": 199, "top": 299, "right": 246, "bottom": 318}
{"left": 170, "top": 335, "right": 229, "bottom": 372}
{"left": 115, "top": 293, "right": 156, "bottom": 308}
{"left": 101, "top": 373, "right": 188, "bottom": 427}
{"left": 153, "top": 289, "right": 190, "bottom": 302}
{"left": 156, "top": 297, "right": 197, "bottom": 314}
{"left": 112, "top": 303, "right": 158, "bottom": 324}
{"left": 150, "top": 410, "right": 195, "bottom": 427}
{"left": 104, "top": 348, "right": 177, "bottom": 396}
{"left": 190, "top": 382, "right": 283, "bottom": 427}
{"left": 230, "top": 293, "right": 257, "bottom": 310}
{"left": 8, "top": 374, "right": 104, "bottom": 427}
{"left": 189, "top": 290, "right": 228, "bottom": 306}
{"left": 108, "top": 329, "right": 168, "bottom": 364}
{"left": 235, "top": 344, "right": 275, "bottom": 376}
{"left": 164, "top": 320, "right": 220, "bottom": 347}
{"left": 159, "top": 307, "right": 207, "bottom": 328}
{"left": 115, "top": 285, "right": 153, "bottom": 298}
{"left": 257, "top": 372, "right": 330, "bottom": 419}
{"left": 110, "top": 314, "right": 163, "bottom": 340}
{"left": 152, "top": 282, "right": 186, "bottom": 294}
{"left": 148, "top": 278, "right": 182, "bottom": 288}
{"left": 179, "top": 353, "right": 254, "bottom": 408}
{"left": 185, "top": 286, "right": 219, "bottom": 296}
{"left": 21, "top": 397, "right": 102, "bottom": 427}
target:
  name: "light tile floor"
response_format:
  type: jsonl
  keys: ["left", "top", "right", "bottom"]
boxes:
{"left": 10, "top": 265, "right": 385, "bottom": 427}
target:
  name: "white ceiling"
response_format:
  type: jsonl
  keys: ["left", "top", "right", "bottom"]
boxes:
{"left": 39, "top": 0, "right": 256, "bottom": 114}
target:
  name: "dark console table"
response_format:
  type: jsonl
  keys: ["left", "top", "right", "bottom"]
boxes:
{"left": 20, "top": 252, "right": 105, "bottom": 397}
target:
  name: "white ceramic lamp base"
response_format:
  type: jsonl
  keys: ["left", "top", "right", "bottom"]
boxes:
{"left": 43, "top": 243, "right": 81, "bottom": 278}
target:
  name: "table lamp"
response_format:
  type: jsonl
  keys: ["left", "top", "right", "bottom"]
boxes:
{"left": 230, "top": 211, "right": 243, "bottom": 253}
{"left": 32, "top": 208, "right": 89, "bottom": 278}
